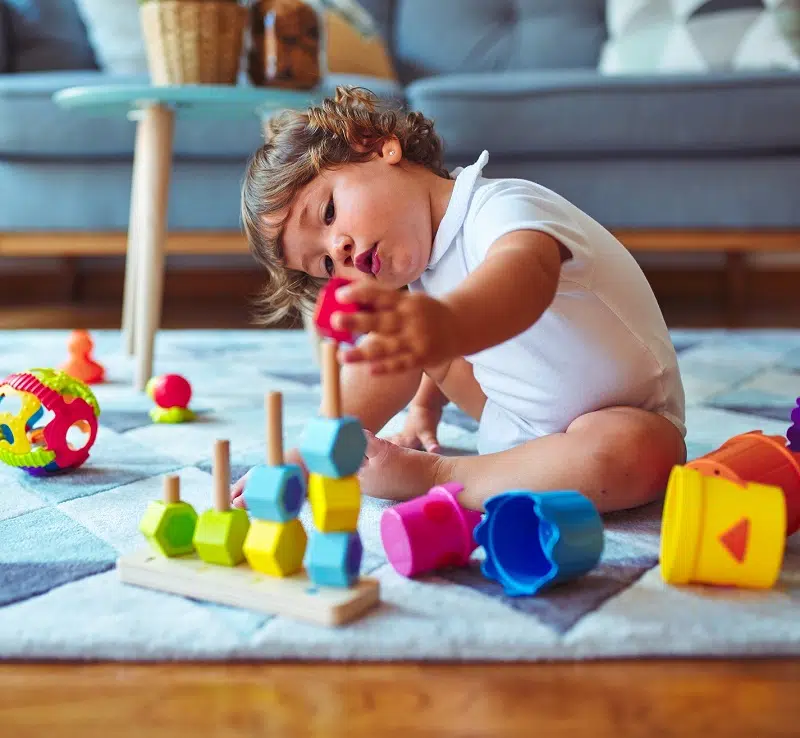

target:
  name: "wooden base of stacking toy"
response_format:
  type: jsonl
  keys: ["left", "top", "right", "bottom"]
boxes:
{"left": 117, "top": 548, "right": 379, "bottom": 626}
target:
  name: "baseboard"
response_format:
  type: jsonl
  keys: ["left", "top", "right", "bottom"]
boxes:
{"left": 2, "top": 229, "right": 798, "bottom": 257}
{"left": 2, "top": 264, "right": 798, "bottom": 320}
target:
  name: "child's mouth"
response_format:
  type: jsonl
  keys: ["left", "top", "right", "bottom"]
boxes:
{"left": 355, "top": 244, "right": 381, "bottom": 276}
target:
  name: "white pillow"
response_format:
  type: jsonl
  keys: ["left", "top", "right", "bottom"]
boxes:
{"left": 73, "top": 0, "right": 148, "bottom": 75}
{"left": 600, "top": 0, "right": 800, "bottom": 74}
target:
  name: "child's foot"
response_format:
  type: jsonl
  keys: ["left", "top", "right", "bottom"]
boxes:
{"left": 231, "top": 434, "right": 447, "bottom": 507}
{"left": 358, "top": 431, "right": 450, "bottom": 501}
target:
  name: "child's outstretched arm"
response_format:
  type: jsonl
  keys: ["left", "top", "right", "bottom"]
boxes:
{"left": 338, "top": 359, "right": 422, "bottom": 433}
{"left": 333, "top": 230, "right": 563, "bottom": 373}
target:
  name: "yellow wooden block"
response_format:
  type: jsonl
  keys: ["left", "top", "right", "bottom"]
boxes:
{"left": 243, "top": 518, "right": 307, "bottom": 577}
{"left": 308, "top": 473, "right": 361, "bottom": 532}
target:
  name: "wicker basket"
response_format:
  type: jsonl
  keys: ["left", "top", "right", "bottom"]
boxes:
{"left": 140, "top": 1, "right": 247, "bottom": 85}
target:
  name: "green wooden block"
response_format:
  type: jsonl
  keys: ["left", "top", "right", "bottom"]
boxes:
{"left": 193, "top": 508, "right": 250, "bottom": 567}
{"left": 139, "top": 500, "right": 198, "bottom": 558}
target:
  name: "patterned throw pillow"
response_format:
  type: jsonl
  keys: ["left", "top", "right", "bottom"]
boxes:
{"left": 599, "top": 0, "right": 800, "bottom": 73}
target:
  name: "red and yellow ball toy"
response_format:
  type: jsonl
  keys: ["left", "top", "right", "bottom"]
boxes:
{"left": 0, "top": 368, "right": 100, "bottom": 476}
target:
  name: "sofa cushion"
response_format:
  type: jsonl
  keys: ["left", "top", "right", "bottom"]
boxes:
{"left": 6, "top": 0, "right": 97, "bottom": 72}
{"left": 406, "top": 68, "right": 800, "bottom": 157}
{"left": 0, "top": 71, "right": 404, "bottom": 160}
{"left": 393, "top": 0, "right": 607, "bottom": 83}
{"left": 600, "top": 0, "right": 800, "bottom": 74}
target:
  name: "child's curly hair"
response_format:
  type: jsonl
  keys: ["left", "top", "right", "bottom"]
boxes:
{"left": 241, "top": 85, "right": 449, "bottom": 325}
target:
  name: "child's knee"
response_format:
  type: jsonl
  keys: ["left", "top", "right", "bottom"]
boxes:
{"left": 568, "top": 407, "right": 682, "bottom": 503}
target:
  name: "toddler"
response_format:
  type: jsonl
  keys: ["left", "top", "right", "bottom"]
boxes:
{"left": 232, "top": 86, "right": 687, "bottom": 514}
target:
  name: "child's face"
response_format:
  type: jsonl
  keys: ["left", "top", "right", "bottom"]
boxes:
{"left": 277, "top": 148, "right": 434, "bottom": 289}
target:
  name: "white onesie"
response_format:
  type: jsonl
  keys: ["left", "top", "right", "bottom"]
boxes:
{"left": 409, "top": 151, "right": 686, "bottom": 455}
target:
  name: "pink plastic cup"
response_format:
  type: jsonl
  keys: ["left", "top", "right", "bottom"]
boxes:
{"left": 380, "top": 482, "right": 483, "bottom": 577}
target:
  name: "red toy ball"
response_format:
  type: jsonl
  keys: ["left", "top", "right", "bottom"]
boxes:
{"left": 146, "top": 374, "right": 192, "bottom": 409}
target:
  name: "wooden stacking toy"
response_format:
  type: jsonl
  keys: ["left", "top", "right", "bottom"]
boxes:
{"left": 139, "top": 475, "right": 198, "bottom": 557}
{"left": 242, "top": 392, "right": 308, "bottom": 577}
{"left": 117, "top": 335, "right": 380, "bottom": 625}
{"left": 300, "top": 340, "right": 366, "bottom": 588}
{"left": 193, "top": 440, "right": 251, "bottom": 566}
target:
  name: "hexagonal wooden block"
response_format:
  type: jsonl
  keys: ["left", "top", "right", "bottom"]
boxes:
{"left": 243, "top": 518, "right": 307, "bottom": 577}
{"left": 139, "top": 500, "right": 198, "bottom": 557}
{"left": 308, "top": 473, "right": 361, "bottom": 532}
{"left": 300, "top": 416, "right": 366, "bottom": 479}
{"left": 193, "top": 508, "right": 250, "bottom": 567}
{"left": 313, "top": 277, "right": 361, "bottom": 344}
{"left": 306, "top": 530, "right": 363, "bottom": 588}
{"left": 243, "top": 463, "right": 306, "bottom": 522}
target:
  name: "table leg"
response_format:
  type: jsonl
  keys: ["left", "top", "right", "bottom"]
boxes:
{"left": 122, "top": 121, "right": 146, "bottom": 357}
{"left": 133, "top": 104, "right": 174, "bottom": 391}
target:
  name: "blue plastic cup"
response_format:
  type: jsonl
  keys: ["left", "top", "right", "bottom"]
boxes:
{"left": 473, "top": 490, "right": 604, "bottom": 596}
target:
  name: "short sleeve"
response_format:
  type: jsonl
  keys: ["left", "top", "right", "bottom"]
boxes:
{"left": 462, "top": 180, "right": 594, "bottom": 282}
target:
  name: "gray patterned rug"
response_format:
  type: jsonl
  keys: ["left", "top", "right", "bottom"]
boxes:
{"left": 0, "top": 329, "right": 799, "bottom": 661}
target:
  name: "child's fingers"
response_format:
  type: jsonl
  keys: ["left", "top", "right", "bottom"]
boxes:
{"left": 333, "top": 307, "right": 401, "bottom": 336}
{"left": 341, "top": 334, "right": 407, "bottom": 364}
{"left": 419, "top": 432, "right": 441, "bottom": 453}
{"left": 370, "top": 353, "right": 418, "bottom": 375}
{"left": 230, "top": 470, "right": 249, "bottom": 500}
{"left": 336, "top": 281, "right": 398, "bottom": 309}
{"left": 389, "top": 433, "right": 421, "bottom": 450}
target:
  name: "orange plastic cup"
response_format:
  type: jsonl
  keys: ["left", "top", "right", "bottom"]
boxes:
{"left": 687, "top": 431, "right": 800, "bottom": 536}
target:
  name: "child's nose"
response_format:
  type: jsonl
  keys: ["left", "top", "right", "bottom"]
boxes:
{"left": 332, "top": 237, "right": 354, "bottom": 263}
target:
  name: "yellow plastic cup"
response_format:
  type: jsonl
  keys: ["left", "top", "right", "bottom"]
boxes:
{"left": 660, "top": 465, "right": 786, "bottom": 589}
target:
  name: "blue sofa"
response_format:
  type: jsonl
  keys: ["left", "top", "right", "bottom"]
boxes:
{"left": 1, "top": 0, "right": 799, "bottom": 314}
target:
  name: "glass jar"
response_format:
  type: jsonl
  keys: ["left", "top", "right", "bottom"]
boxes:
{"left": 248, "top": 0, "right": 323, "bottom": 90}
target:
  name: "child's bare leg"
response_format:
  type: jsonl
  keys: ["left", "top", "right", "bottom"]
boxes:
{"left": 359, "top": 359, "right": 686, "bottom": 513}
{"left": 443, "top": 407, "right": 686, "bottom": 513}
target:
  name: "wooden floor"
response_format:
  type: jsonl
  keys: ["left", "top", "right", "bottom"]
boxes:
{"left": 2, "top": 293, "right": 800, "bottom": 737}
{"left": 1, "top": 660, "right": 798, "bottom": 737}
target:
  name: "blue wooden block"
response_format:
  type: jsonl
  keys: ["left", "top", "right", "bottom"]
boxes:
{"left": 299, "top": 416, "right": 366, "bottom": 479}
{"left": 243, "top": 464, "right": 306, "bottom": 522}
{"left": 305, "top": 530, "right": 363, "bottom": 588}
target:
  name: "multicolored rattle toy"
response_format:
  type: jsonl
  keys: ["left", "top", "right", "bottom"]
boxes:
{"left": 0, "top": 368, "right": 100, "bottom": 475}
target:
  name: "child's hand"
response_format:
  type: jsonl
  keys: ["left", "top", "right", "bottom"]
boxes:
{"left": 388, "top": 402, "right": 443, "bottom": 453}
{"left": 332, "top": 282, "right": 461, "bottom": 374}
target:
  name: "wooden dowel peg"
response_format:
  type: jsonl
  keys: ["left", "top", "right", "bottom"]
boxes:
{"left": 213, "top": 439, "right": 230, "bottom": 512}
{"left": 267, "top": 391, "right": 283, "bottom": 466}
{"left": 321, "top": 340, "right": 341, "bottom": 420}
{"left": 163, "top": 474, "right": 180, "bottom": 504}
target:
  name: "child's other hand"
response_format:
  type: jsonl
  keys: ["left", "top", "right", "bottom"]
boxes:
{"left": 388, "top": 402, "right": 443, "bottom": 453}
{"left": 332, "top": 282, "right": 461, "bottom": 374}
{"left": 230, "top": 448, "right": 308, "bottom": 509}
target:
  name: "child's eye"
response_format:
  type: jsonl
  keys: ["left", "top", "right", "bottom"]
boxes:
{"left": 324, "top": 255, "right": 334, "bottom": 276}
{"left": 324, "top": 197, "right": 335, "bottom": 225}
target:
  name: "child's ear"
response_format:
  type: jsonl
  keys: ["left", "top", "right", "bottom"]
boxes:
{"left": 381, "top": 137, "right": 402, "bottom": 164}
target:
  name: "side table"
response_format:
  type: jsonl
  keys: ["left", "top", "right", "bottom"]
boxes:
{"left": 52, "top": 84, "right": 321, "bottom": 391}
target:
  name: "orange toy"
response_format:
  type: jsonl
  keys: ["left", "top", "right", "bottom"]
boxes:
{"left": 687, "top": 431, "right": 800, "bottom": 536}
{"left": 60, "top": 330, "right": 105, "bottom": 385}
